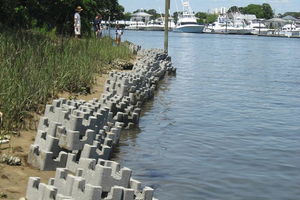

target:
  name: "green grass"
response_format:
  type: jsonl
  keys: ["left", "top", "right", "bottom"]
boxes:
{"left": 0, "top": 30, "right": 133, "bottom": 134}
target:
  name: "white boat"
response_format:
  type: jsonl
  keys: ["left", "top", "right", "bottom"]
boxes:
{"left": 144, "top": 20, "right": 164, "bottom": 31}
{"left": 173, "top": 0, "right": 204, "bottom": 33}
{"left": 159, "top": 17, "right": 176, "bottom": 31}
{"left": 276, "top": 24, "right": 300, "bottom": 37}
{"left": 228, "top": 13, "right": 252, "bottom": 34}
{"left": 248, "top": 19, "right": 271, "bottom": 35}
{"left": 125, "top": 21, "right": 147, "bottom": 30}
{"left": 204, "top": 15, "right": 233, "bottom": 33}
{"left": 125, "top": 9, "right": 150, "bottom": 30}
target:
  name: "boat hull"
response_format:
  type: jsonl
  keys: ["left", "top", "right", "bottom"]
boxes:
{"left": 144, "top": 26, "right": 164, "bottom": 31}
{"left": 227, "top": 28, "right": 252, "bottom": 35}
{"left": 173, "top": 25, "right": 204, "bottom": 33}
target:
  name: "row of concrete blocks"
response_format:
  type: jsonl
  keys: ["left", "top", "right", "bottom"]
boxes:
{"left": 28, "top": 49, "right": 175, "bottom": 171}
{"left": 26, "top": 158, "right": 153, "bottom": 200}
{"left": 99, "top": 50, "right": 176, "bottom": 125}
{"left": 26, "top": 48, "right": 176, "bottom": 199}
{"left": 28, "top": 97, "right": 130, "bottom": 171}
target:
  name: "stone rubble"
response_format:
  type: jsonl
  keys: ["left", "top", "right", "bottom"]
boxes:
{"left": 1, "top": 153, "right": 22, "bottom": 166}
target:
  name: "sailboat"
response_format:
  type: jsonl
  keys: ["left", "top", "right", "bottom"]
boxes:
{"left": 173, "top": 0, "right": 204, "bottom": 33}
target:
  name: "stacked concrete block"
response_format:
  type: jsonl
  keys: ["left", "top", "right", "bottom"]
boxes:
{"left": 26, "top": 48, "right": 176, "bottom": 199}
{"left": 26, "top": 177, "right": 58, "bottom": 200}
{"left": 28, "top": 98, "right": 117, "bottom": 170}
{"left": 26, "top": 160, "right": 154, "bottom": 200}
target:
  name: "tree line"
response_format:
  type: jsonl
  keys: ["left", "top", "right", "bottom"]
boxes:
{"left": 1, "top": 1, "right": 299, "bottom": 35}
{"left": 0, "top": 0, "right": 125, "bottom": 36}
{"left": 123, "top": 3, "right": 299, "bottom": 24}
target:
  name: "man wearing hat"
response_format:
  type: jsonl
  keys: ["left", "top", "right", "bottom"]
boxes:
{"left": 74, "top": 6, "right": 83, "bottom": 39}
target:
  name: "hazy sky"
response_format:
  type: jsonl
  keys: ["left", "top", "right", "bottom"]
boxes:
{"left": 118, "top": 0, "right": 299, "bottom": 15}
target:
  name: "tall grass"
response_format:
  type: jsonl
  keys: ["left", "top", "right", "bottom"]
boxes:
{"left": 0, "top": 30, "right": 133, "bottom": 134}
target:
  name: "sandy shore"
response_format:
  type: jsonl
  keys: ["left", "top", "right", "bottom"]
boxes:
{"left": 0, "top": 73, "right": 109, "bottom": 200}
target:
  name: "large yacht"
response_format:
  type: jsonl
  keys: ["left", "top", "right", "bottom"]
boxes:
{"left": 173, "top": 0, "right": 204, "bottom": 33}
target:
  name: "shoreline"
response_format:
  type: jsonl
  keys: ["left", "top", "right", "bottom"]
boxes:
{"left": 0, "top": 46, "right": 176, "bottom": 200}
{"left": 0, "top": 73, "right": 109, "bottom": 200}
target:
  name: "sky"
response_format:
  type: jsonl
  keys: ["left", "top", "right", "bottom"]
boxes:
{"left": 118, "top": 0, "right": 299, "bottom": 15}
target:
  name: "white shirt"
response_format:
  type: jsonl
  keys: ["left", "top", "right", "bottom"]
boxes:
{"left": 74, "top": 12, "right": 81, "bottom": 27}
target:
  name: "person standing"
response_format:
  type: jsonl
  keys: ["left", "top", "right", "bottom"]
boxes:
{"left": 98, "top": 14, "right": 103, "bottom": 38}
{"left": 74, "top": 6, "right": 83, "bottom": 39}
{"left": 115, "top": 25, "right": 123, "bottom": 45}
{"left": 94, "top": 14, "right": 100, "bottom": 38}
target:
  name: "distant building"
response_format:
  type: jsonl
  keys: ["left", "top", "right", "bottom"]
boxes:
{"left": 130, "top": 9, "right": 152, "bottom": 22}
{"left": 212, "top": 7, "right": 227, "bottom": 15}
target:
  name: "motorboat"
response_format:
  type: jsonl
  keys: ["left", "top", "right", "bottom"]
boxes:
{"left": 159, "top": 16, "right": 176, "bottom": 31}
{"left": 125, "top": 21, "right": 146, "bottom": 30}
{"left": 173, "top": 0, "right": 204, "bottom": 33}
{"left": 204, "top": 15, "right": 233, "bottom": 33}
{"left": 228, "top": 13, "right": 252, "bottom": 34}
{"left": 248, "top": 19, "right": 271, "bottom": 35}
{"left": 275, "top": 23, "right": 300, "bottom": 37}
{"left": 125, "top": 9, "right": 150, "bottom": 30}
{"left": 144, "top": 20, "right": 164, "bottom": 31}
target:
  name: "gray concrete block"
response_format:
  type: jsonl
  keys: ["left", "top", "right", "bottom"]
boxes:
{"left": 26, "top": 177, "right": 58, "bottom": 200}
{"left": 26, "top": 48, "right": 176, "bottom": 199}
{"left": 56, "top": 128, "right": 95, "bottom": 151}
{"left": 28, "top": 145, "right": 68, "bottom": 171}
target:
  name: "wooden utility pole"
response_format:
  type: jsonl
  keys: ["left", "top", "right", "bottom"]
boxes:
{"left": 164, "top": 0, "right": 170, "bottom": 53}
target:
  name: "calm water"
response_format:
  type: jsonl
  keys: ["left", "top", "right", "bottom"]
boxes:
{"left": 113, "top": 31, "right": 300, "bottom": 200}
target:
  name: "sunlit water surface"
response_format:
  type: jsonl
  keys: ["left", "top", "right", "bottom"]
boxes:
{"left": 111, "top": 31, "right": 300, "bottom": 200}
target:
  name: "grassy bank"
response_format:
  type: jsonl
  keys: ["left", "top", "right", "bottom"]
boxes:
{"left": 0, "top": 30, "right": 133, "bottom": 135}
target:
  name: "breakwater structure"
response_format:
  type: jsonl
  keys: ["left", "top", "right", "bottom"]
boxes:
{"left": 25, "top": 46, "right": 176, "bottom": 200}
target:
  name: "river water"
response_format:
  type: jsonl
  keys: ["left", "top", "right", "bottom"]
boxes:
{"left": 112, "top": 31, "right": 300, "bottom": 200}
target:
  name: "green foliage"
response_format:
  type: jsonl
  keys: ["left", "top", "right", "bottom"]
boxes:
{"left": 228, "top": 3, "right": 274, "bottom": 19}
{"left": 282, "top": 12, "right": 300, "bottom": 19}
{"left": 123, "top": 12, "right": 132, "bottom": 21}
{"left": 262, "top": 3, "right": 274, "bottom": 19}
{"left": 146, "top": 9, "right": 161, "bottom": 20}
{"left": 0, "top": 0, "right": 125, "bottom": 36}
{"left": 195, "top": 12, "right": 207, "bottom": 19}
{"left": 206, "top": 14, "right": 218, "bottom": 24}
{"left": 0, "top": 30, "right": 133, "bottom": 132}
{"left": 173, "top": 12, "right": 179, "bottom": 22}
{"left": 227, "top": 6, "right": 244, "bottom": 13}
{"left": 195, "top": 12, "right": 207, "bottom": 24}
{"left": 242, "top": 4, "right": 264, "bottom": 18}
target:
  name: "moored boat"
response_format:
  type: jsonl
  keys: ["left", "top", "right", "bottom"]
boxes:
{"left": 173, "top": 0, "right": 204, "bottom": 33}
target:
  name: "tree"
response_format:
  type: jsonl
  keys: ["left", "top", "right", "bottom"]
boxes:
{"left": 242, "top": 4, "right": 264, "bottom": 18}
{"left": 123, "top": 12, "right": 132, "bottom": 21}
{"left": 173, "top": 12, "right": 179, "bottom": 22}
{"left": 262, "top": 3, "right": 274, "bottom": 19}
{"left": 282, "top": 12, "right": 300, "bottom": 19}
{"left": 146, "top": 9, "right": 160, "bottom": 20}
{"left": 228, "top": 6, "right": 239, "bottom": 13}
{"left": 206, "top": 14, "right": 218, "bottom": 24}
{"left": 195, "top": 12, "right": 207, "bottom": 19}
{"left": 195, "top": 12, "right": 207, "bottom": 24}
{"left": 0, "top": 0, "right": 125, "bottom": 36}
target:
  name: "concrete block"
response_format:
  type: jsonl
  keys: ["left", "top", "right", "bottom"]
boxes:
{"left": 26, "top": 177, "right": 58, "bottom": 200}
{"left": 28, "top": 145, "right": 68, "bottom": 171}
{"left": 56, "top": 127, "right": 95, "bottom": 151}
